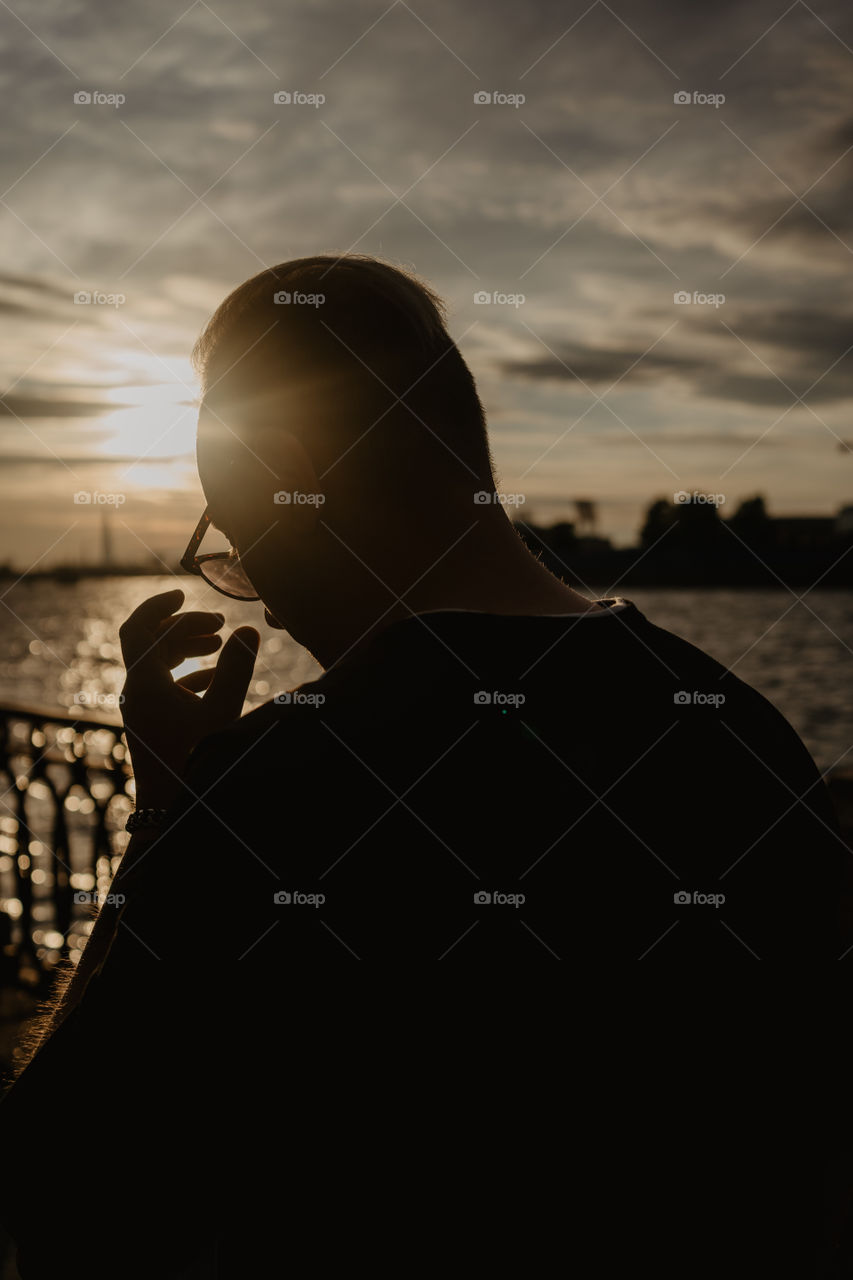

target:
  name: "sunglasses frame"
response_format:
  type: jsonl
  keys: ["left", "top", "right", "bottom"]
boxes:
{"left": 179, "top": 506, "right": 261, "bottom": 601}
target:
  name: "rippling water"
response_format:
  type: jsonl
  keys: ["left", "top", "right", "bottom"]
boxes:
{"left": 0, "top": 575, "right": 850, "bottom": 772}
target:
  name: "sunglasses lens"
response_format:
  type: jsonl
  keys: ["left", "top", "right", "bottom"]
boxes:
{"left": 200, "top": 554, "right": 259, "bottom": 600}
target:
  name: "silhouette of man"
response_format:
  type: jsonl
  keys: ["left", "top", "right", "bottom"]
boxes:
{"left": 0, "top": 255, "right": 846, "bottom": 1277}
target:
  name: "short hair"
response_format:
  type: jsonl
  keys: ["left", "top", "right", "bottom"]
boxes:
{"left": 192, "top": 254, "right": 494, "bottom": 486}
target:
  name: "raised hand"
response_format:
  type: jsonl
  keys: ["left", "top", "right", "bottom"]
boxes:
{"left": 119, "top": 587, "right": 260, "bottom": 809}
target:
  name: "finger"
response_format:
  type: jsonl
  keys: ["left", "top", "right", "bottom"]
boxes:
{"left": 119, "top": 589, "right": 185, "bottom": 664}
{"left": 165, "top": 635, "right": 223, "bottom": 666}
{"left": 154, "top": 611, "right": 225, "bottom": 644}
{"left": 176, "top": 667, "right": 217, "bottom": 692}
{"left": 203, "top": 626, "right": 261, "bottom": 722}
{"left": 127, "top": 588, "right": 185, "bottom": 629}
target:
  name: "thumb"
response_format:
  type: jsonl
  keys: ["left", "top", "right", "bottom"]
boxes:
{"left": 203, "top": 626, "right": 260, "bottom": 723}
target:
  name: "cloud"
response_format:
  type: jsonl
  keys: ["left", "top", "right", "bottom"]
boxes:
{"left": 499, "top": 343, "right": 705, "bottom": 386}
{"left": 0, "top": 393, "right": 124, "bottom": 417}
{"left": 498, "top": 296, "right": 853, "bottom": 407}
{"left": 1, "top": 0, "right": 853, "bottom": 559}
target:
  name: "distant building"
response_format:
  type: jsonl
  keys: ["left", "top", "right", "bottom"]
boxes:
{"left": 836, "top": 505, "right": 853, "bottom": 536}
{"left": 770, "top": 516, "right": 835, "bottom": 551}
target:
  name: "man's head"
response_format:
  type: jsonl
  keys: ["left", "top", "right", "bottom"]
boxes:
{"left": 192, "top": 254, "right": 497, "bottom": 638}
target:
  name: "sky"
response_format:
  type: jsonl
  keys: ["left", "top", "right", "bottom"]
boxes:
{"left": 1, "top": 0, "right": 852, "bottom": 566}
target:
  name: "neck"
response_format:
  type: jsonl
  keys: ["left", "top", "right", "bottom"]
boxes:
{"left": 274, "top": 513, "right": 603, "bottom": 669}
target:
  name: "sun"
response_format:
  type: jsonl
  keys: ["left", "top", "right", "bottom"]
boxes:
{"left": 97, "top": 352, "right": 200, "bottom": 462}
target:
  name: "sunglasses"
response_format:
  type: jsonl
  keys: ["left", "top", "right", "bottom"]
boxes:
{"left": 180, "top": 506, "right": 260, "bottom": 601}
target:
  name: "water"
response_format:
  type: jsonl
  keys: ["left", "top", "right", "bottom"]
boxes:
{"left": 0, "top": 576, "right": 850, "bottom": 773}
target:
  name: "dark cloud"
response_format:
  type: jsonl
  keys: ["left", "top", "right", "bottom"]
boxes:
{"left": 499, "top": 344, "right": 705, "bottom": 385}
{"left": 0, "top": 273, "right": 70, "bottom": 298}
{"left": 0, "top": 394, "right": 123, "bottom": 417}
{"left": 708, "top": 308, "right": 853, "bottom": 357}
{"left": 2, "top": 0, "right": 853, "bottom": 557}
{"left": 0, "top": 273, "right": 75, "bottom": 320}
{"left": 499, "top": 301, "right": 853, "bottom": 406}
{"left": 0, "top": 453, "right": 189, "bottom": 465}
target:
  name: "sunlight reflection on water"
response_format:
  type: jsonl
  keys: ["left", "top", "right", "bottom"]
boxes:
{"left": 0, "top": 575, "right": 849, "bottom": 772}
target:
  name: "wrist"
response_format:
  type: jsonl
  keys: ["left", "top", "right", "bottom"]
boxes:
{"left": 124, "top": 732, "right": 190, "bottom": 810}
{"left": 130, "top": 762, "right": 188, "bottom": 812}
{"left": 132, "top": 780, "right": 183, "bottom": 806}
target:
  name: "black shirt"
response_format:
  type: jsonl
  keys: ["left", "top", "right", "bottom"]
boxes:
{"left": 141, "top": 595, "right": 843, "bottom": 964}
{"left": 0, "top": 597, "right": 846, "bottom": 1277}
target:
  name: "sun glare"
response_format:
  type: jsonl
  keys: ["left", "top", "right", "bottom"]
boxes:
{"left": 99, "top": 403, "right": 198, "bottom": 462}
{"left": 94, "top": 351, "right": 200, "bottom": 463}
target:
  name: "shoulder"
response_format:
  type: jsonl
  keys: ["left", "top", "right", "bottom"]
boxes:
{"left": 182, "top": 627, "right": 441, "bottom": 791}
{"left": 183, "top": 685, "right": 329, "bottom": 788}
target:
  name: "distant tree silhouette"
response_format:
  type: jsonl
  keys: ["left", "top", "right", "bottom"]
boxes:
{"left": 674, "top": 497, "right": 726, "bottom": 552}
{"left": 636, "top": 495, "right": 731, "bottom": 582}
{"left": 518, "top": 493, "right": 852, "bottom": 588}
{"left": 639, "top": 498, "right": 675, "bottom": 549}
{"left": 518, "top": 519, "right": 576, "bottom": 557}
{"left": 728, "top": 495, "right": 772, "bottom": 552}
{"left": 549, "top": 520, "right": 577, "bottom": 551}
{"left": 574, "top": 499, "right": 597, "bottom": 535}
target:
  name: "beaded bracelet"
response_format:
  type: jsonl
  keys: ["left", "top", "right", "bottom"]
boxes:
{"left": 125, "top": 807, "right": 170, "bottom": 833}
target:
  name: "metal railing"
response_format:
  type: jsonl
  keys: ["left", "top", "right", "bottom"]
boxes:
{"left": 0, "top": 703, "right": 132, "bottom": 991}
{"left": 1, "top": 702, "right": 852, "bottom": 986}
